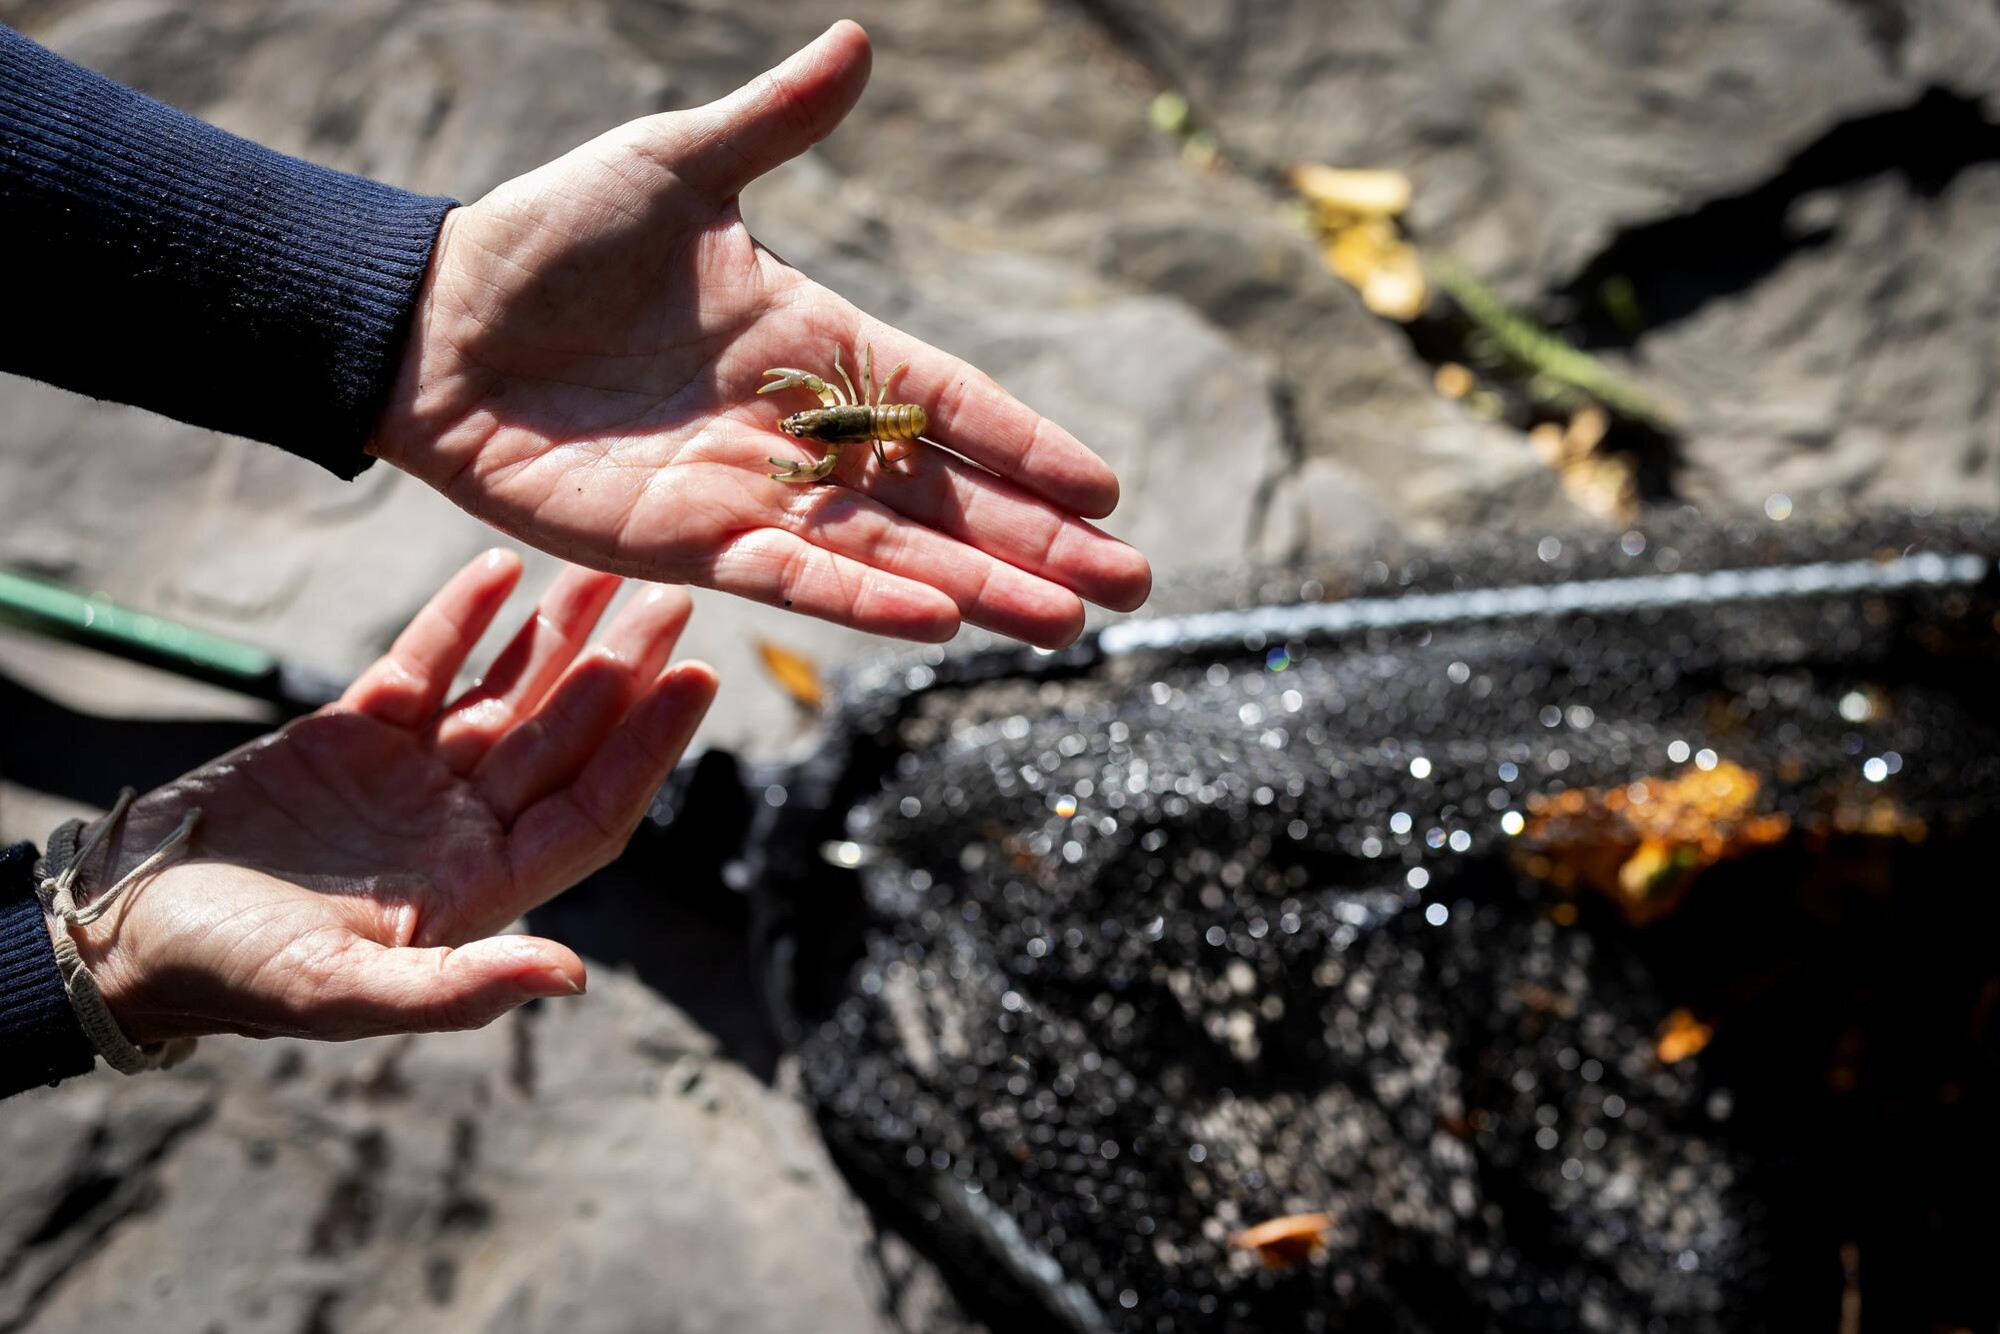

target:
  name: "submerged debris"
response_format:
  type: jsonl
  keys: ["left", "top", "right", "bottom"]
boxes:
{"left": 1230, "top": 1212, "right": 1333, "bottom": 1270}
{"left": 1521, "top": 759, "right": 1791, "bottom": 923}
{"left": 1656, "top": 1008, "right": 1716, "bottom": 1065}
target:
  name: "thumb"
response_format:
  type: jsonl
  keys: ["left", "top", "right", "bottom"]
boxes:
{"left": 318, "top": 934, "right": 587, "bottom": 1040}
{"left": 673, "top": 19, "right": 873, "bottom": 201}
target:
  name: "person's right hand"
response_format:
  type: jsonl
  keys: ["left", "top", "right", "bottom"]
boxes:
{"left": 61, "top": 551, "right": 715, "bottom": 1045}
{"left": 368, "top": 20, "right": 1150, "bottom": 650}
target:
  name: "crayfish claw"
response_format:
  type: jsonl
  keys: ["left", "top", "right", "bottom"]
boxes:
{"left": 769, "top": 450, "right": 841, "bottom": 483}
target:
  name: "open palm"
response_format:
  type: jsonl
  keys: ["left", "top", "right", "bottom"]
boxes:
{"left": 368, "top": 20, "right": 1150, "bottom": 650}
{"left": 73, "top": 552, "right": 715, "bottom": 1045}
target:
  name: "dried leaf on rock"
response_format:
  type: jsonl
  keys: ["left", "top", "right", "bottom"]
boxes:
{"left": 1288, "top": 163, "right": 1429, "bottom": 320}
{"left": 1287, "top": 164, "right": 1412, "bottom": 218}
{"left": 1433, "top": 362, "right": 1477, "bottom": 400}
{"left": 1322, "top": 216, "right": 1428, "bottom": 321}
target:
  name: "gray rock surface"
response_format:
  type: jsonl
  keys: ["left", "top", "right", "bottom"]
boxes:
{"left": 3, "top": 0, "right": 1999, "bottom": 1330}
{"left": 0, "top": 972, "right": 946, "bottom": 1334}
{"left": 1070, "top": 0, "right": 2000, "bottom": 514}
{"left": 1654, "top": 164, "right": 2000, "bottom": 513}
{"left": 1081, "top": 0, "right": 2000, "bottom": 288}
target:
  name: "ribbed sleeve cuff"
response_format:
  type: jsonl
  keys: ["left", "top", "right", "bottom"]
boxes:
{"left": 0, "top": 25, "right": 456, "bottom": 478}
{"left": 0, "top": 841, "right": 93, "bottom": 1098}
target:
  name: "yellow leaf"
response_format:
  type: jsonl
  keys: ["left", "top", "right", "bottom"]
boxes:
{"left": 1556, "top": 452, "right": 1639, "bottom": 526}
{"left": 754, "top": 638, "right": 826, "bottom": 711}
{"left": 1323, "top": 218, "right": 1428, "bottom": 321}
{"left": 1362, "top": 259, "right": 1428, "bottom": 322}
{"left": 1287, "top": 164, "right": 1412, "bottom": 218}
{"left": 1528, "top": 421, "right": 1568, "bottom": 467}
{"left": 1433, "top": 362, "right": 1477, "bottom": 400}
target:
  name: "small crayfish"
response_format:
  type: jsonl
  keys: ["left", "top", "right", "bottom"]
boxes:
{"left": 759, "top": 344, "right": 928, "bottom": 483}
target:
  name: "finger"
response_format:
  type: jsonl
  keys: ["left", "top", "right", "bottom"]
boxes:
{"left": 339, "top": 549, "right": 524, "bottom": 728}
{"left": 774, "top": 483, "right": 1087, "bottom": 648}
{"left": 473, "top": 584, "right": 694, "bottom": 823}
{"left": 314, "top": 934, "right": 586, "bottom": 1040}
{"left": 432, "top": 565, "right": 623, "bottom": 773}
{"left": 845, "top": 315, "right": 1122, "bottom": 520}
{"left": 700, "top": 526, "right": 960, "bottom": 641}
{"left": 671, "top": 20, "right": 872, "bottom": 203}
{"left": 847, "top": 447, "right": 1153, "bottom": 615}
{"left": 511, "top": 661, "right": 719, "bottom": 894}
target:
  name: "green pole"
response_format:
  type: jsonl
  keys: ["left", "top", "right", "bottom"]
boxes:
{"left": 0, "top": 566, "right": 315, "bottom": 704}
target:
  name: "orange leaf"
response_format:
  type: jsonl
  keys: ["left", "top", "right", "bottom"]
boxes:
{"left": 1656, "top": 1008, "right": 1714, "bottom": 1064}
{"left": 1229, "top": 1212, "right": 1332, "bottom": 1269}
{"left": 754, "top": 638, "right": 826, "bottom": 711}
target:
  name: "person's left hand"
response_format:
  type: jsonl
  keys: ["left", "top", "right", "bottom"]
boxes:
{"left": 63, "top": 550, "right": 716, "bottom": 1045}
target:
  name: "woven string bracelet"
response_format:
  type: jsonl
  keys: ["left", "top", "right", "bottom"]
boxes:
{"left": 41, "top": 787, "right": 201, "bottom": 1074}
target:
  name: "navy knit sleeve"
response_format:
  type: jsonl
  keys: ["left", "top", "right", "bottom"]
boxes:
{"left": 0, "top": 25, "right": 455, "bottom": 479}
{"left": 0, "top": 841, "right": 92, "bottom": 1098}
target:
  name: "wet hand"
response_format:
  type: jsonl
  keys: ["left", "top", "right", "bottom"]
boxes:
{"left": 368, "top": 21, "right": 1150, "bottom": 649}
{"left": 65, "top": 551, "right": 715, "bottom": 1045}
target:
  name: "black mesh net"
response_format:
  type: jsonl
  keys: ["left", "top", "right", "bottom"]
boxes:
{"left": 757, "top": 513, "right": 2000, "bottom": 1333}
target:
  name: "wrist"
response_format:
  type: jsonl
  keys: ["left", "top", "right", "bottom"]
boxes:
{"left": 366, "top": 204, "right": 463, "bottom": 476}
{"left": 58, "top": 899, "right": 164, "bottom": 1046}
{"left": 40, "top": 803, "right": 202, "bottom": 1052}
